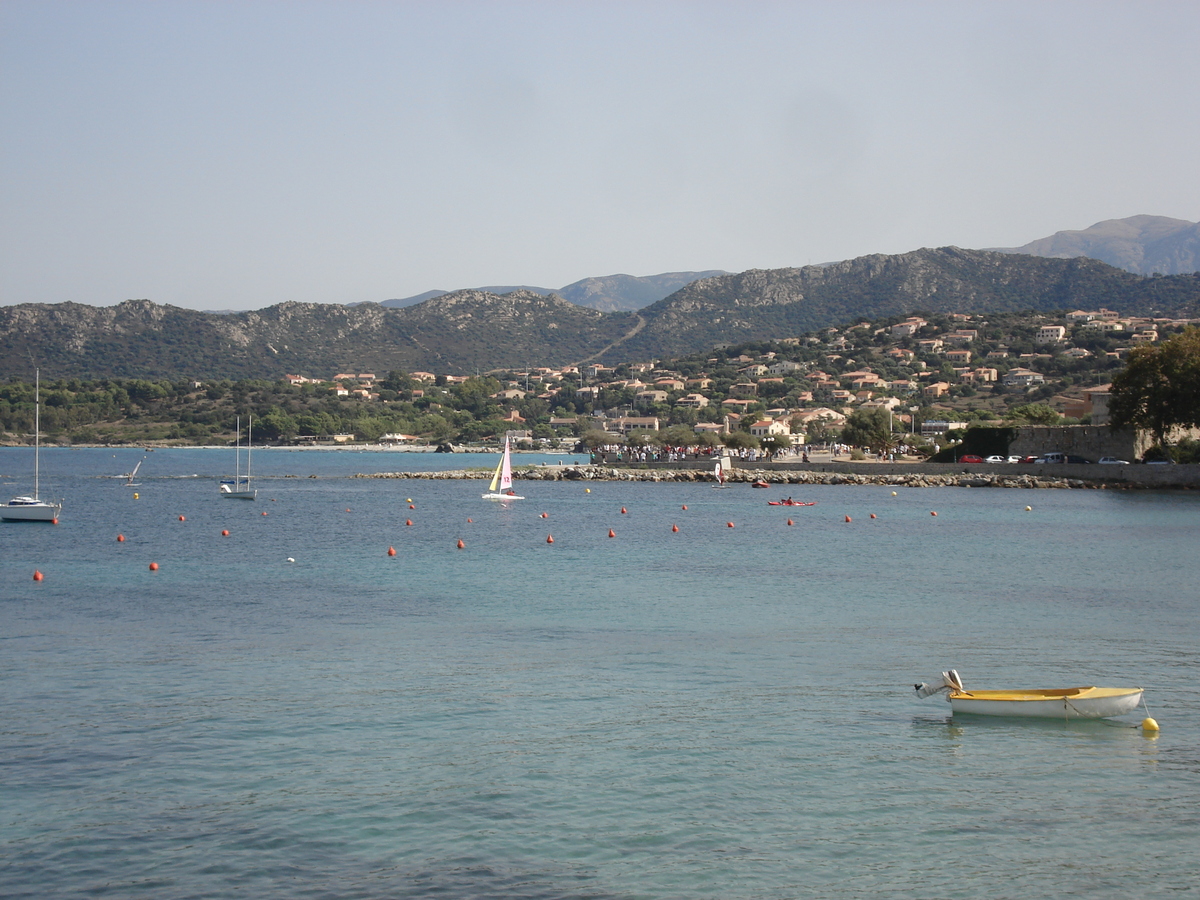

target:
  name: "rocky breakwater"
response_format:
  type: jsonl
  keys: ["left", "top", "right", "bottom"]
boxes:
{"left": 355, "top": 465, "right": 1099, "bottom": 488}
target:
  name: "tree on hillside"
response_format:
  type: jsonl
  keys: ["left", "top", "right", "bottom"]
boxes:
{"left": 1109, "top": 327, "right": 1200, "bottom": 449}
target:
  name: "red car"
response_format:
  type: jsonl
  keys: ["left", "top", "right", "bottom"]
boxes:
{"left": 959, "top": 454, "right": 985, "bottom": 463}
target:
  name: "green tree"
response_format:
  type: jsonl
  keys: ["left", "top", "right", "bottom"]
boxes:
{"left": 840, "top": 408, "right": 893, "bottom": 452}
{"left": 1005, "top": 403, "right": 1062, "bottom": 426}
{"left": 1109, "top": 328, "right": 1200, "bottom": 448}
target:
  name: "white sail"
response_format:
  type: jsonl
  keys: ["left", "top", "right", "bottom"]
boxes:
{"left": 483, "top": 436, "right": 523, "bottom": 500}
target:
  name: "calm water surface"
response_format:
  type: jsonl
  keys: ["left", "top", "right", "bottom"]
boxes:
{"left": 2, "top": 449, "right": 1198, "bottom": 899}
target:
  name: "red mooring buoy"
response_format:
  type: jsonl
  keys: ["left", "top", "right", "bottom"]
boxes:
{"left": 787, "top": 519, "right": 793, "bottom": 526}
{"left": 33, "top": 569, "right": 43, "bottom": 582}
{"left": 671, "top": 524, "right": 679, "bottom": 532}
{"left": 221, "top": 529, "right": 229, "bottom": 536}
{"left": 387, "top": 546, "right": 396, "bottom": 556}
{"left": 546, "top": 534, "right": 554, "bottom": 543}
{"left": 117, "top": 534, "right": 125, "bottom": 542}
{"left": 931, "top": 511, "right": 938, "bottom": 517}
{"left": 456, "top": 539, "right": 465, "bottom": 549}
{"left": 178, "top": 515, "right": 185, "bottom": 521}
{"left": 149, "top": 562, "right": 159, "bottom": 571}
{"left": 845, "top": 515, "right": 852, "bottom": 523}
{"left": 406, "top": 519, "right": 413, "bottom": 526}
{"left": 681, "top": 505, "right": 688, "bottom": 510}
{"left": 608, "top": 529, "right": 616, "bottom": 538}
{"left": 541, "top": 512, "right": 548, "bottom": 518}
{"left": 870, "top": 513, "right": 877, "bottom": 519}
{"left": 621, "top": 507, "right": 627, "bottom": 514}
{"left": 727, "top": 522, "right": 734, "bottom": 528}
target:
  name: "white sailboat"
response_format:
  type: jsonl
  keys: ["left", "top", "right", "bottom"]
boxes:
{"left": 3, "top": 370, "right": 63, "bottom": 522}
{"left": 711, "top": 454, "right": 733, "bottom": 489}
{"left": 219, "top": 415, "right": 257, "bottom": 500}
{"left": 124, "top": 456, "right": 146, "bottom": 487}
{"left": 482, "top": 436, "right": 524, "bottom": 500}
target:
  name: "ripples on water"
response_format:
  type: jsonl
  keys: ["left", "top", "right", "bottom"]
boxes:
{"left": 2, "top": 450, "right": 1198, "bottom": 898}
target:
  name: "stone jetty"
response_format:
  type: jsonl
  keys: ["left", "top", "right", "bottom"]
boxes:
{"left": 355, "top": 465, "right": 1109, "bottom": 489}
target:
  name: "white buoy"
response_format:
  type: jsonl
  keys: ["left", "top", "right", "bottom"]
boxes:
{"left": 287, "top": 557, "right": 295, "bottom": 563}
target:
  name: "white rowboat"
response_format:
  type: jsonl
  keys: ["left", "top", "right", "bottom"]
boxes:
{"left": 915, "top": 670, "right": 1144, "bottom": 720}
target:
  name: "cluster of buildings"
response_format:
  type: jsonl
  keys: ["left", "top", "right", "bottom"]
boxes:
{"left": 277, "top": 306, "right": 1196, "bottom": 445}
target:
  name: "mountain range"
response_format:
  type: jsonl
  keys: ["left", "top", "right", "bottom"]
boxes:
{"left": 5, "top": 248, "right": 1199, "bottom": 380}
{"left": 992, "top": 214, "right": 1199, "bottom": 276}
{"left": 379, "top": 270, "right": 727, "bottom": 313}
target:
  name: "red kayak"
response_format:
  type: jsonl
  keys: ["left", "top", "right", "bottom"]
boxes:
{"left": 751, "top": 481, "right": 770, "bottom": 488}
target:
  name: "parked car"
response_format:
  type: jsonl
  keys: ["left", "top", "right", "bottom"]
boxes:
{"left": 959, "top": 454, "right": 985, "bottom": 463}
{"left": 1145, "top": 458, "right": 1176, "bottom": 464}
{"left": 1017, "top": 456, "right": 1038, "bottom": 464}
{"left": 1035, "top": 452, "right": 1066, "bottom": 464}
{"left": 1006, "top": 455, "right": 1023, "bottom": 463}
{"left": 984, "top": 455, "right": 1006, "bottom": 464}
{"left": 1098, "top": 457, "right": 1129, "bottom": 465}
{"left": 1065, "top": 455, "right": 1092, "bottom": 464}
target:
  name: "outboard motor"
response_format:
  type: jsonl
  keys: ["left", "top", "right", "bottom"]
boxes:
{"left": 914, "top": 669, "right": 964, "bottom": 699}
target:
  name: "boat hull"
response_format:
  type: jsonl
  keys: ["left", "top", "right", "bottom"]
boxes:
{"left": 482, "top": 492, "right": 524, "bottom": 501}
{"left": 949, "top": 687, "right": 1143, "bottom": 719}
{"left": 219, "top": 490, "right": 257, "bottom": 500}
{"left": 2, "top": 500, "right": 61, "bottom": 522}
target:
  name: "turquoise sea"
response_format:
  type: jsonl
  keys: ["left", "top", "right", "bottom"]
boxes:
{"left": 3, "top": 448, "right": 1199, "bottom": 899}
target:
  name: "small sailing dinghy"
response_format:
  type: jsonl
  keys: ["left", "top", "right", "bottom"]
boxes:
{"left": 711, "top": 455, "right": 733, "bottom": 488}
{"left": 219, "top": 415, "right": 257, "bottom": 500}
{"left": 3, "top": 369, "right": 63, "bottom": 522}
{"left": 914, "top": 670, "right": 1144, "bottom": 720}
{"left": 482, "top": 436, "right": 524, "bottom": 500}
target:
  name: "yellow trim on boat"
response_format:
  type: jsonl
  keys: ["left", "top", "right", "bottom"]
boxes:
{"left": 950, "top": 686, "right": 1139, "bottom": 702}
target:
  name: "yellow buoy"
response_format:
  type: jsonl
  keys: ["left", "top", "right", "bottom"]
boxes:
{"left": 133, "top": 492, "right": 139, "bottom": 500}
{"left": 1025, "top": 506, "right": 1032, "bottom": 511}
{"left": 891, "top": 491, "right": 897, "bottom": 496}
{"left": 585, "top": 488, "right": 591, "bottom": 493}
{"left": 1142, "top": 717, "right": 1159, "bottom": 733}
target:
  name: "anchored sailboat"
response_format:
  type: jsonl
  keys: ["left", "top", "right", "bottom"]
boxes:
{"left": 219, "top": 415, "right": 257, "bottom": 500}
{"left": 482, "top": 436, "right": 524, "bottom": 500}
{"left": 3, "top": 370, "right": 63, "bottom": 522}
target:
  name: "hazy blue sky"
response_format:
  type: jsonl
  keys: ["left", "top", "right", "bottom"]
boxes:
{"left": 3, "top": 1, "right": 1198, "bottom": 311}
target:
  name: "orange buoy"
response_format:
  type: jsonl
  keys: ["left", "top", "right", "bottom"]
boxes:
{"left": 870, "top": 513, "right": 877, "bottom": 519}
{"left": 33, "top": 569, "right": 43, "bottom": 582}
{"left": 346, "top": 508, "right": 351, "bottom": 512}
{"left": 671, "top": 524, "right": 679, "bottom": 532}
{"left": 387, "top": 546, "right": 396, "bottom": 556}
{"left": 608, "top": 529, "right": 616, "bottom": 538}
{"left": 787, "top": 518, "right": 793, "bottom": 526}
{"left": 178, "top": 515, "right": 185, "bottom": 521}
{"left": 621, "top": 507, "right": 627, "bottom": 514}
{"left": 845, "top": 515, "right": 852, "bottom": 522}
{"left": 117, "top": 534, "right": 125, "bottom": 542}
{"left": 456, "top": 539, "right": 465, "bottom": 549}
{"left": 51, "top": 518, "right": 58, "bottom": 525}
{"left": 541, "top": 512, "right": 548, "bottom": 518}
{"left": 149, "top": 562, "right": 159, "bottom": 571}
{"left": 546, "top": 534, "right": 554, "bottom": 543}
{"left": 409, "top": 504, "right": 415, "bottom": 509}
{"left": 405, "top": 519, "right": 413, "bottom": 526}
{"left": 466, "top": 518, "right": 473, "bottom": 523}
{"left": 261, "top": 511, "right": 268, "bottom": 516}
{"left": 221, "top": 529, "right": 229, "bottom": 536}
{"left": 931, "top": 511, "right": 938, "bottom": 517}
{"left": 726, "top": 522, "right": 734, "bottom": 528}
{"left": 681, "top": 505, "right": 687, "bottom": 510}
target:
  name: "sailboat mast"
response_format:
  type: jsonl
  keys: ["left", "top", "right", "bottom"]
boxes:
{"left": 247, "top": 415, "right": 252, "bottom": 483}
{"left": 235, "top": 416, "right": 241, "bottom": 483}
{"left": 33, "top": 369, "right": 40, "bottom": 500}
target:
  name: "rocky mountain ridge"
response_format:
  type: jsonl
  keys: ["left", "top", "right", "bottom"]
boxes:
{"left": 992, "top": 214, "right": 1199, "bottom": 275}
{"left": 4, "top": 250, "right": 1199, "bottom": 380}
